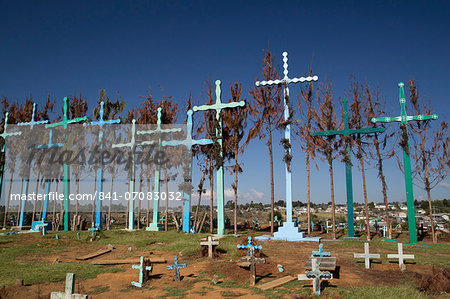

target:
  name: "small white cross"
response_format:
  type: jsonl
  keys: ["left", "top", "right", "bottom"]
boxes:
{"left": 50, "top": 273, "right": 87, "bottom": 299}
{"left": 298, "top": 258, "right": 333, "bottom": 296}
{"left": 200, "top": 236, "right": 219, "bottom": 258}
{"left": 387, "top": 243, "right": 414, "bottom": 270}
{"left": 353, "top": 242, "right": 380, "bottom": 269}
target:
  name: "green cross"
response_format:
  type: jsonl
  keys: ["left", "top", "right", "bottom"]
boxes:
{"left": 193, "top": 80, "right": 245, "bottom": 236}
{"left": 371, "top": 82, "right": 437, "bottom": 243}
{"left": 45, "top": 97, "right": 87, "bottom": 231}
{"left": 311, "top": 98, "right": 385, "bottom": 238}
{"left": 137, "top": 107, "right": 182, "bottom": 231}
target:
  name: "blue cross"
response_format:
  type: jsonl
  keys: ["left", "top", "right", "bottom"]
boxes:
{"left": 163, "top": 110, "right": 214, "bottom": 233}
{"left": 85, "top": 101, "right": 121, "bottom": 229}
{"left": 167, "top": 256, "right": 186, "bottom": 282}
{"left": 312, "top": 244, "right": 331, "bottom": 257}
{"left": 17, "top": 102, "right": 49, "bottom": 129}
{"left": 237, "top": 236, "right": 262, "bottom": 256}
{"left": 131, "top": 256, "right": 152, "bottom": 287}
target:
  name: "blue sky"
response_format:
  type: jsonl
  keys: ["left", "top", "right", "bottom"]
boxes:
{"left": 1, "top": 0, "right": 449, "bottom": 205}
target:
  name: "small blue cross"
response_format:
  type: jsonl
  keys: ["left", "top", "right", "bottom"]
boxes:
{"left": 167, "top": 256, "right": 187, "bottom": 282}
{"left": 237, "top": 236, "right": 262, "bottom": 256}
{"left": 312, "top": 244, "right": 331, "bottom": 257}
{"left": 131, "top": 256, "right": 152, "bottom": 287}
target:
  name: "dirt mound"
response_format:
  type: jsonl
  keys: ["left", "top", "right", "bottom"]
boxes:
{"left": 416, "top": 266, "right": 450, "bottom": 295}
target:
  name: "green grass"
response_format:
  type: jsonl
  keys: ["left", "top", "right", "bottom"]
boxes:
{"left": 336, "top": 284, "right": 428, "bottom": 299}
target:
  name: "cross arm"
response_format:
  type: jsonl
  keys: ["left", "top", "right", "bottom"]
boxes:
{"left": 311, "top": 130, "right": 344, "bottom": 137}
{"left": 371, "top": 116, "right": 401, "bottom": 123}
{"left": 348, "top": 127, "right": 385, "bottom": 135}
{"left": 409, "top": 114, "right": 438, "bottom": 121}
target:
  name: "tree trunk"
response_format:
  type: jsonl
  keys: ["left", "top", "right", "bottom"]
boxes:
{"left": 374, "top": 137, "right": 390, "bottom": 238}
{"left": 75, "top": 178, "right": 79, "bottom": 229}
{"left": 146, "top": 176, "right": 150, "bottom": 227}
{"left": 193, "top": 159, "right": 207, "bottom": 229}
{"left": 31, "top": 172, "right": 40, "bottom": 224}
{"left": 91, "top": 172, "right": 97, "bottom": 224}
{"left": 426, "top": 186, "right": 436, "bottom": 243}
{"left": 3, "top": 172, "right": 14, "bottom": 228}
{"left": 108, "top": 176, "right": 114, "bottom": 230}
{"left": 17, "top": 179, "right": 24, "bottom": 221}
{"left": 53, "top": 180, "right": 59, "bottom": 222}
{"left": 306, "top": 151, "right": 311, "bottom": 235}
{"left": 358, "top": 147, "right": 371, "bottom": 241}
{"left": 328, "top": 156, "right": 336, "bottom": 239}
{"left": 234, "top": 145, "right": 239, "bottom": 235}
{"left": 137, "top": 177, "right": 142, "bottom": 230}
{"left": 209, "top": 158, "right": 214, "bottom": 234}
{"left": 268, "top": 128, "right": 274, "bottom": 235}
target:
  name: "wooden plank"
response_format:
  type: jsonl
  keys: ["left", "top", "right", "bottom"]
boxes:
{"left": 237, "top": 261, "right": 250, "bottom": 268}
{"left": 257, "top": 276, "right": 296, "bottom": 290}
{"left": 76, "top": 248, "right": 111, "bottom": 260}
{"left": 303, "top": 257, "right": 336, "bottom": 271}
{"left": 91, "top": 257, "right": 166, "bottom": 265}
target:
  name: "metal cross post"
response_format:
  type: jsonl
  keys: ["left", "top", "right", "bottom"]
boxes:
{"left": 256, "top": 52, "right": 318, "bottom": 239}
{"left": 167, "top": 256, "right": 187, "bottom": 282}
{"left": 112, "top": 119, "right": 137, "bottom": 230}
{"left": 36, "top": 129, "right": 63, "bottom": 221}
{"left": 17, "top": 103, "right": 49, "bottom": 227}
{"left": 0, "top": 112, "right": 22, "bottom": 227}
{"left": 237, "top": 236, "right": 262, "bottom": 256}
{"left": 371, "top": 82, "right": 437, "bottom": 244}
{"left": 50, "top": 273, "right": 87, "bottom": 299}
{"left": 311, "top": 98, "right": 385, "bottom": 238}
{"left": 131, "top": 256, "right": 152, "bottom": 287}
{"left": 387, "top": 242, "right": 415, "bottom": 270}
{"left": 240, "top": 246, "right": 266, "bottom": 286}
{"left": 193, "top": 80, "right": 245, "bottom": 236}
{"left": 163, "top": 109, "right": 213, "bottom": 233}
{"left": 298, "top": 258, "right": 333, "bottom": 296}
{"left": 353, "top": 242, "right": 380, "bottom": 269}
{"left": 45, "top": 97, "right": 87, "bottom": 231}
{"left": 200, "top": 235, "right": 219, "bottom": 258}
{"left": 85, "top": 101, "right": 121, "bottom": 229}
{"left": 137, "top": 107, "right": 182, "bottom": 232}
{"left": 312, "top": 244, "right": 331, "bottom": 257}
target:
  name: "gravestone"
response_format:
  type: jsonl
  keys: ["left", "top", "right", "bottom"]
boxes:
{"left": 387, "top": 243, "right": 415, "bottom": 271}
{"left": 167, "top": 256, "right": 186, "bottom": 282}
{"left": 237, "top": 236, "right": 262, "bottom": 256}
{"left": 240, "top": 247, "right": 265, "bottom": 286}
{"left": 353, "top": 242, "right": 380, "bottom": 269}
{"left": 298, "top": 258, "right": 333, "bottom": 296}
{"left": 36, "top": 222, "right": 46, "bottom": 236}
{"left": 50, "top": 273, "right": 87, "bottom": 299}
{"left": 200, "top": 236, "right": 219, "bottom": 258}
{"left": 371, "top": 82, "right": 438, "bottom": 244}
{"left": 312, "top": 244, "right": 331, "bottom": 257}
{"left": 131, "top": 256, "right": 152, "bottom": 287}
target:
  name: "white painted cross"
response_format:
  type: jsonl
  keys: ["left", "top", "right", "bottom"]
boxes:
{"left": 50, "top": 273, "right": 87, "bottom": 299}
{"left": 298, "top": 258, "right": 333, "bottom": 296}
{"left": 387, "top": 243, "right": 414, "bottom": 270}
{"left": 200, "top": 236, "right": 219, "bottom": 258}
{"left": 353, "top": 242, "right": 380, "bottom": 269}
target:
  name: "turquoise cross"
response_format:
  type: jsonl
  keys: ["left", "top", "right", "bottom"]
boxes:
{"left": 137, "top": 107, "right": 182, "bottom": 231}
{"left": 311, "top": 98, "right": 385, "bottom": 238}
{"left": 193, "top": 80, "right": 245, "bottom": 236}
{"left": 312, "top": 244, "right": 331, "bottom": 257}
{"left": 256, "top": 52, "right": 318, "bottom": 233}
{"left": 85, "top": 101, "right": 121, "bottom": 229}
{"left": 371, "top": 82, "right": 437, "bottom": 244}
{"left": 45, "top": 97, "right": 87, "bottom": 231}
{"left": 17, "top": 103, "right": 49, "bottom": 227}
{"left": 167, "top": 256, "right": 186, "bottom": 282}
{"left": 131, "top": 256, "right": 152, "bottom": 287}
{"left": 112, "top": 119, "right": 137, "bottom": 230}
{"left": 237, "top": 236, "right": 262, "bottom": 256}
{"left": 36, "top": 129, "right": 63, "bottom": 221}
{"left": 0, "top": 112, "right": 22, "bottom": 209}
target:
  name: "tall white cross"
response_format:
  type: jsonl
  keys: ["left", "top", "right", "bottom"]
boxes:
{"left": 387, "top": 243, "right": 414, "bottom": 270}
{"left": 256, "top": 52, "right": 318, "bottom": 226}
{"left": 353, "top": 242, "right": 380, "bottom": 269}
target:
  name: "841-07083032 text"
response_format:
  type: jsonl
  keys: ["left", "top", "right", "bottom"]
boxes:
{"left": 98, "top": 191, "right": 182, "bottom": 201}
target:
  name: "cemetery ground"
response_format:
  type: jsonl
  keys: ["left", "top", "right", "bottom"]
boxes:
{"left": 0, "top": 227, "right": 449, "bottom": 299}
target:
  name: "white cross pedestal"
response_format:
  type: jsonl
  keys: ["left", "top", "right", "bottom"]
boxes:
{"left": 387, "top": 243, "right": 414, "bottom": 271}
{"left": 353, "top": 242, "right": 380, "bottom": 269}
{"left": 200, "top": 236, "right": 219, "bottom": 258}
{"left": 50, "top": 273, "right": 87, "bottom": 299}
{"left": 298, "top": 258, "right": 333, "bottom": 296}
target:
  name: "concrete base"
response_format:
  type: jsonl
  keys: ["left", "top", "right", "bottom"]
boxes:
{"left": 146, "top": 223, "right": 163, "bottom": 231}
{"left": 255, "top": 222, "right": 321, "bottom": 242}
{"left": 343, "top": 237, "right": 360, "bottom": 241}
